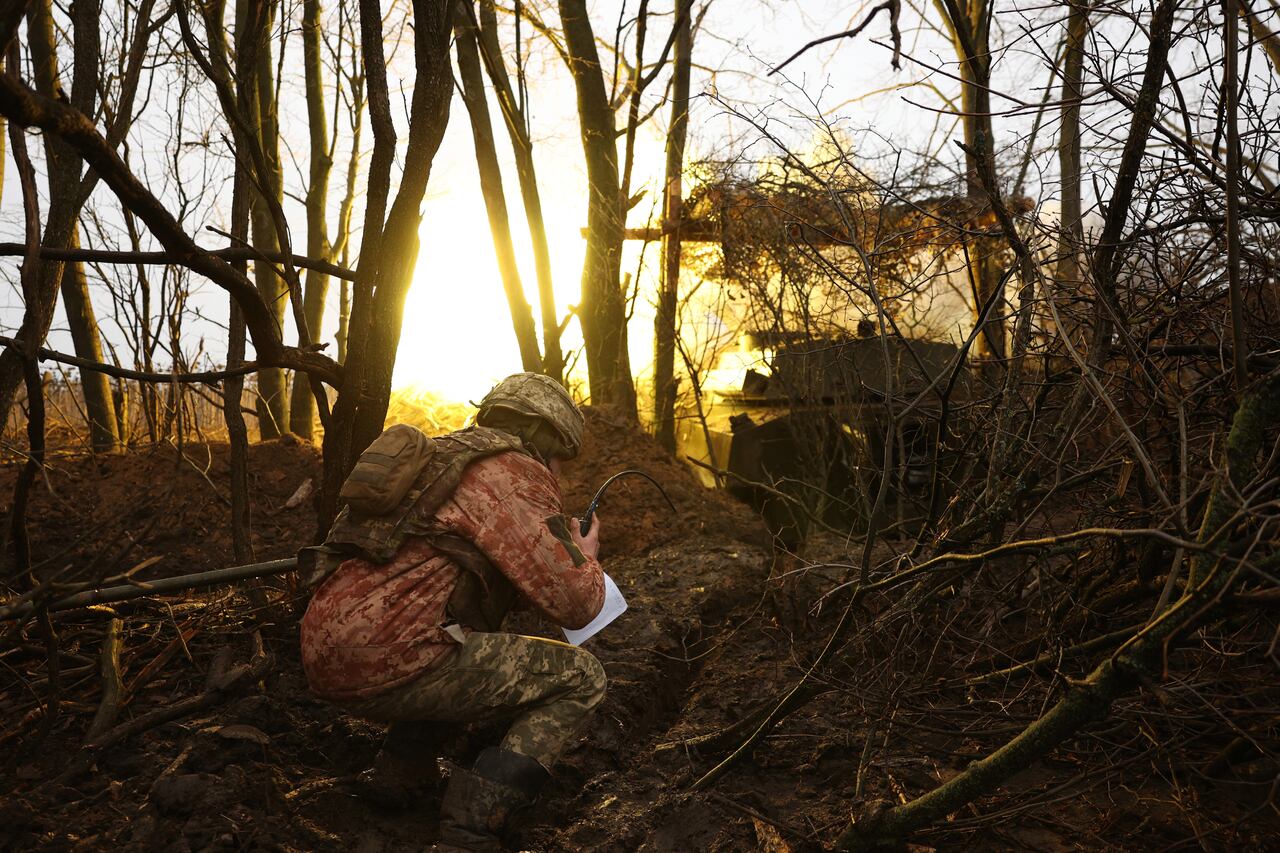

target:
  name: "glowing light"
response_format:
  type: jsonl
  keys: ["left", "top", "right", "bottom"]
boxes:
{"left": 703, "top": 348, "right": 771, "bottom": 393}
{"left": 385, "top": 384, "right": 477, "bottom": 435}
{"left": 396, "top": 176, "right": 585, "bottom": 401}
{"left": 393, "top": 117, "right": 671, "bottom": 403}
{"left": 397, "top": 209, "right": 522, "bottom": 401}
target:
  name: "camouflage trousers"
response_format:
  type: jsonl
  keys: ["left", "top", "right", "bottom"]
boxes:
{"left": 345, "top": 632, "right": 607, "bottom": 769}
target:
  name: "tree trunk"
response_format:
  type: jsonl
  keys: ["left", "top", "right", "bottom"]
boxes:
{"left": 222, "top": 0, "right": 259, "bottom": 565}
{"left": 947, "top": 0, "right": 1004, "bottom": 363}
{"left": 653, "top": 0, "right": 692, "bottom": 452}
{"left": 16, "top": 0, "right": 119, "bottom": 453}
{"left": 288, "top": 0, "right": 334, "bottom": 441}
{"left": 60, "top": 227, "right": 119, "bottom": 451}
{"left": 455, "top": 3, "right": 542, "bottom": 373}
{"left": 475, "top": 0, "right": 563, "bottom": 381}
{"left": 1053, "top": 0, "right": 1089, "bottom": 346}
{"left": 318, "top": 0, "right": 455, "bottom": 529}
{"left": 1086, "top": 0, "right": 1178, "bottom": 365}
{"left": 1222, "top": 0, "right": 1249, "bottom": 392}
{"left": 336, "top": 275, "right": 351, "bottom": 363}
{"left": 558, "top": 0, "right": 636, "bottom": 413}
{"left": 245, "top": 0, "right": 289, "bottom": 439}
{"left": 332, "top": 62, "right": 364, "bottom": 367}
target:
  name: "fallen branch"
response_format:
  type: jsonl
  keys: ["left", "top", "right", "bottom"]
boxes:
{"left": 0, "top": 557, "right": 298, "bottom": 621}
{"left": 125, "top": 623, "right": 198, "bottom": 699}
{"left": 963, "top": 622, "right": 1143, "bottom": 687}
{"left": 51, "top": 632, "right": 270, "bottom": 786}
{"left": 85, "top": 617, "right": 125, "bottom": 740}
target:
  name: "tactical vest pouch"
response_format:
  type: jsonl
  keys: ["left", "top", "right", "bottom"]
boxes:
{"left": 339, "top": 424, "right": 437, "bottom": 516}
{"left": 305, "top": 426, "right": 532, "bottom": 590}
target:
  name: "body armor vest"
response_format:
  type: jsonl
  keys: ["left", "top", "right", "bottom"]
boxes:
{"left": 305, "top": 425, "right": 534, "bottom": 638}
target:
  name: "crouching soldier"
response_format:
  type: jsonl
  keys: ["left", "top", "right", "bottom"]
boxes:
{"left": 299, "top": 374, "right": 607, "bottom": 851}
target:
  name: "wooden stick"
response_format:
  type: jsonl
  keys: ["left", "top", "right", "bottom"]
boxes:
{"left": 0, "top": 557, "right": 298, "bottom": 621}
{"left": 85, "top": 618, "right": 124, "bottom": 741}
{"left": 51, "top": 633, "right": 270, "bottom": 786}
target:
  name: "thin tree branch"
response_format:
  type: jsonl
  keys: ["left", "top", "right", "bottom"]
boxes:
{"left": 770, "top": 0, "right": 902, "bottom": 75}
{"left": 0, "top": 243, "right": 358, "bottom": 281}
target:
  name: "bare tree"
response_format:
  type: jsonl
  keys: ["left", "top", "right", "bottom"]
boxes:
{"left": 0, "top": 0, "right": 460, "bottom": 528}
{"left": 556, "top": 0, "right": 637, "bottom": 412}
{"left": 474, "top": 0, "right": 564, "bottom": 381}
{"left": 455, "top": 0, "right": 542, "bottom": 373}
{"left": 653, "top": 0, "right": 692, "bottom": 451}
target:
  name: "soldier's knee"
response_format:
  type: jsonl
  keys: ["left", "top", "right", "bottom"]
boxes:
{"left": 576, "top": 650, "right": 607, "bottom": 710}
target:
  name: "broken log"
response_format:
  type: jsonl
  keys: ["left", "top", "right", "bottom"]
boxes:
{"left": 85, "top": 617, "right": 124, "bottom": 740}
{"left": 0, "top": 557, "right": 298, "bottom": 621}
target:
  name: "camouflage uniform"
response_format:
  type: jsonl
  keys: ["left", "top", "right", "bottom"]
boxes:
{"left": 345, "top": 631, "right": 606, "bottom": 768}
{"left": 304, "top": 375, "right": 602, "bottom": 850}
{"left": 300, "top": 448, "right": 606, "bottom": 767}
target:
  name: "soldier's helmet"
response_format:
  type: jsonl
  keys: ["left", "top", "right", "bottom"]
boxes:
{"left": 476, "top": 373, "right": 585, "bottom": 460}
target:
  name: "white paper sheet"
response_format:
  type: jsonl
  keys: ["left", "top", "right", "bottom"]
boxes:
{"left": 563, "top": 573, "right": 627, "bottom": 646}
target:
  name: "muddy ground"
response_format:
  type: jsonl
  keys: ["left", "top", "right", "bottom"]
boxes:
{"left": 1, "top": 408, "right": 1276, "bottom": 851}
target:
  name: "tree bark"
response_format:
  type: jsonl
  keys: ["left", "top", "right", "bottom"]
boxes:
{"left": 653, "top": 0, "right": 692, "bottom": 452}
{"left": 455, "top": 3, "right": 542, "bottom": 373}
{"left": 1053, "top": 0, "right": 1089, "bottom": 343}
{"left": 288, "top": 0, "right": 335, "bottom": 441}
{"left": 475, "top": 0, "right": 563, "bottom": 381}
{"left": 558, "top": 0, "right": 636, "bottom": 413}
{"left": 243, "top": 0, "right": 289, "bottom": 438}
{"left": 20, "top": 0, "right": 119, "bottom": 452}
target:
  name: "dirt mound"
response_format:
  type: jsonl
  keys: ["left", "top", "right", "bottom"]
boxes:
{"left": 560, "top": 405, "right": 767, "bottom": 558}
{"left": 0, "top": 408, "right": 758, "bottom": 591}
{"left": 0, "top": 438, "right": 322, "bottom": 584}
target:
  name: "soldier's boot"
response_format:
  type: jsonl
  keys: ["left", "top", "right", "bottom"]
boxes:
{"left": 356, "top": 721, "right": 444, "bottom": 810}
{"left": 436, "top": 747, "right": 549, "bottom": 852}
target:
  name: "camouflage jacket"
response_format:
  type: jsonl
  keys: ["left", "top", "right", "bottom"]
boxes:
{"left": 299, "top": 451, "right": 605, "bottom": 702}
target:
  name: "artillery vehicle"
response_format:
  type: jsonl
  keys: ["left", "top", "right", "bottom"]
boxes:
{"left": 676, "top": 334, "right": 965, "bottom": 548}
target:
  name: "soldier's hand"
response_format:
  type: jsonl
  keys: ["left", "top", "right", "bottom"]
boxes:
{"left": 571, "top": 514, "right": 601, "bottom": 561}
